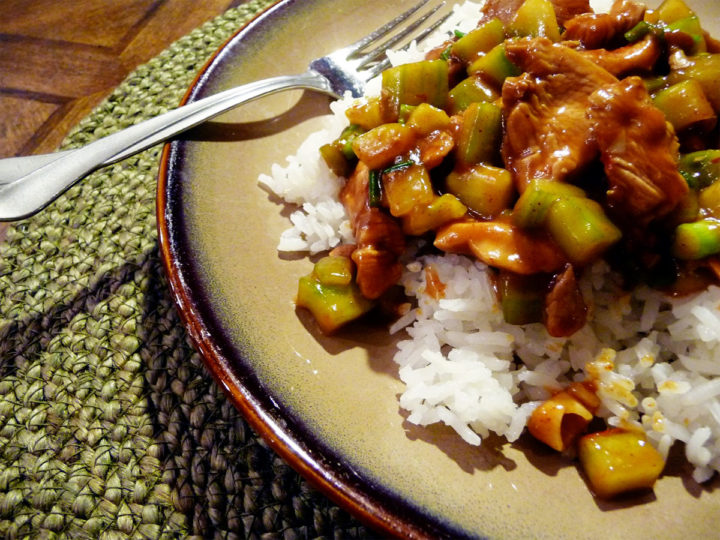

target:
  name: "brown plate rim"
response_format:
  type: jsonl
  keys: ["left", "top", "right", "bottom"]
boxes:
{"left": 155, "top": 1, "right": 460, "bottom": 537}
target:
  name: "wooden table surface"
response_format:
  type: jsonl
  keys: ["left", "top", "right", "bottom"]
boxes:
{"left": 0, "top": 0, "right": 249, "bottom": 237}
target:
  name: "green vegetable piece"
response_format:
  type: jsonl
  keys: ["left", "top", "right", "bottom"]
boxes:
{"left": 381, "top": 60, "right": 449, "bottom": 120}
{"left": 319, "top": 124, "right": 365, "bottom": 176}
{"left": 507, "top": 0, "right": 560, "bottom": 41}
{"left": 578, "top": 429, "right": 665, "bottom": 499}
{"left": 624, "top": 21, "right": 663, "bottom": 43}
{"left": 352, "top": 123, "right": 416, "bottom": 170}
{"left": 672, "top": 219, "right": 720, "bottom": 260}
{"left": 545, "top": 196, "right": 622, "bottom": 266}
{"left": 383, "top": 164, "right": 435, "bottom": 217}
{"left": 668, "top": 189, "right": 700, "bottom": 226}
{"left": 402, "top": 194, "right": 468, "bottom": 236}
{"left": 679, "top": 150, "right": 720, "bottom": 190}
{"left": 382, "top": 160, "right": 414, "bottom": 174}
{"left": 313, "top": 256, "right": 354, "bottom": 286}
{"left": 345, "top": 97, "right": 385, "bottom": 130}
{"left": 368, "top": 169, "right": 383, "bottom": 207}
{"left": 652, "top": 0, "right": 695, "bottom": 25}
{"left": 699, "top": 180, "right": 720, "bottom": 218}
{"left": 337, "top": 124, "right": 365, "bottom": 159}
{"left": 447, "top": 75, "right": 500, "bottom": 115}
{"left": 320, "top": 143, "right": 353, "bottom": 177}
{"left": 668, "top": 54, "right": 720, "bottom": 112}
{"left": 652, "top": 79, "right": 716, "bottom": 133}
{"left": 445, "top": 163, "right": 514, "bottom": 218}
{"left": 451, "top": 18, "right": 505, "bottom": 63}
{"left": 455, "top": 101, "right": 503, "bottom": 166}
{"left": 467, "top": 43, "right": 521, "bottom": 87}
{"left": 439, "top": 44, "right": 453, "bottom": 61}
{"left": 642, "top": 75, "right": 669, "bottom": 94}
{"left": 398, "top": 104, "right": 416, "bottom": 124}
{"left": 406, "top": 103, "right": 451, "bottom": 135}
{"left": 498, "top": 272, "right": 546, "bottom": 325}
{"left": 512, "top": 179, "right": 587, "bottom": 228}
{"left": 296, "top": 274, "right": 374, "bottom": 334}
{"left": 666, "top": 15, "right": 706, "bottom": 54}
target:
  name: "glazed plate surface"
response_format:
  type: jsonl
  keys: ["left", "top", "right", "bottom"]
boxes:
{"left": 157, "top": 0, "right": 720, "bottom": 537}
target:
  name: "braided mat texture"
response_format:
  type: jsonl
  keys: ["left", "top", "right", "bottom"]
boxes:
{"left": 0, "top": 1, "right": 371, "bottom": 537}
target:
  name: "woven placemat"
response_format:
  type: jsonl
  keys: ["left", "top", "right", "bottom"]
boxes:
{"left": 0, "top": 2, "right": 371, "bottom": 537}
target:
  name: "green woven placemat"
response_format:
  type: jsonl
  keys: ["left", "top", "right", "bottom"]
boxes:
{"left": 0, "top": 2, "right": 370, "bottom": 537}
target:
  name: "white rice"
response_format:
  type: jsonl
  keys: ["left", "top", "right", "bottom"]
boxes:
{"left": 258, "top": 1, "right": 720, "bottom": 485}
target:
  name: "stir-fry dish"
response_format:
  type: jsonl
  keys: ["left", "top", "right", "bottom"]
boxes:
{"left": 265, "top": 0, "right": 720, "bottom": 500}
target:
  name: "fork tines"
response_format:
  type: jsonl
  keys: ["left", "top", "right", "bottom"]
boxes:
{"left": 348, "top": 0, "right": 451, "bottom": 77}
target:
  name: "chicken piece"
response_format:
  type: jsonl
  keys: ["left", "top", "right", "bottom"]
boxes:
{"left": 502, "top": 38, "right": 616, "bottom": 191}
{"left": 562, "top": 0, "right": 645, "bottom": 49}
{"left": 574, "top": 35, "right": 662, "bottom": 77}
{"left": 587, "top": 77, "right": 688, "bottom": 222}
{"left": 705, "top": 31, "right": 720, "bottom": 54}
{"left": 434, "top": 218, "right": 568, "bottom": 275}
{"left": 416, "top": 129, "right": 455, "bottom": 169}
{"left": 479, "top": 0, "right": 591, "bottom": 26}
{"left": 340, "top": 163, "right": 405, "bottom": 299}
{"left": 351, "top": 246, "right": 403, "bottom": 300}
{"left": 544, "top": 264, "right": 587, "bottom": 337}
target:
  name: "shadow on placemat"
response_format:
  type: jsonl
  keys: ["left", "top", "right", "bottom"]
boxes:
{"left": 0, "top": 1, "right": 372, "bottom": 537}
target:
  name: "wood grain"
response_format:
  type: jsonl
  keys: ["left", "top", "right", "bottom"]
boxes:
{"left": 0, "top": 0, "right": 246, "bottom": 159}
{"left": 0, "top": 0, "right": 249, "bottom": 240}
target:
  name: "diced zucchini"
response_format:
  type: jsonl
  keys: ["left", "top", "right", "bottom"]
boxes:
{"left": 336, "top": 124, "right": 365, "bottom": 160}
{"left": 467, "top": 43, "right": 521, "bottom": 87}
{"left": 497, "top": 271, "right": 546, "bottom": 325}
{"left": 679, "top": 149, "right": 720, "bottom": 190}
{"left": 642, "top": 74, "right": 669, "bottom": 93}
{"left": 528, "top": 390, "right": 594, "bottom": 452}
{"left": 406, "top": 103, "right": 451, "bottom": 136}
{"left": 352, "top": 123, "right": 416, "bottom": 169}
{"left": 666, "top": 15, "right": 706, "bottom": 54}
{"left": 313, "top": 256, "right": 354, "bottom": 286}
{"left": 455, "top": 101, "right": 503, "bottom": 166}
{"left": 653, "top": 80, "right": 716, "bottom": 132}
{"left": 507, "top": 0, "right": 561, "bottom": 41}
{"left": 699, "top": 179, "right": 720, "bottom": 218}
{"left": 320, "top": 143, "right": 353, "bottom": 177}
{"left": 445, "top": 163, "right": 514, "bottom": 218}
{"left": 381, "top": 60, "right": 449, "bottom": 120}
{"left": 296, "top": 273, "right": 374, "bottom": 334}
{"left": 345, "top": 96, "right": 386, "bottom": 130}
{"left": 668, "top": 189, "right": 700, "bottom": 226}
{"left": 669, "top": 54, "right": 720, "bottom": 112}
{"left": 512, "top": 179, "right": 586, "bottom": 229}
{"left": 402, "top": 194, "right": 468, "bottom": 235}
{"left": 672, "top": 219, "right": 720, "bottom": 259}
{"left": 383, "top": 163, "right": 435, "bottom": 217}
{"left": 578, "top": 429, "right": 665, "bottom": 499}
{"left": 650, "top": 0, "right": 695, "bottom": 25}
{"left": 447, "top": 75, "right": 500, "bottom": 115}
{"left": 451, "top": 18, "right": 505, "bottom": 63}
{"left": 545, "top": 196, "right": 622, "bottom": 266}
{"left": 319, "top": 124, "right": 364, "bottom": 176}
{"left": 566, "top": 381, "right": 601, "bottom": 414}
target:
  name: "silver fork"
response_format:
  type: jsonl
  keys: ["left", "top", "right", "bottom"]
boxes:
{"left": 0, "top": 0, "right": 450, "bottom": 221}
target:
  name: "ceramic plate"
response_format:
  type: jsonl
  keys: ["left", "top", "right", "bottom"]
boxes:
{"left": 157, "top": 0, "right": 720, "bottom": 537}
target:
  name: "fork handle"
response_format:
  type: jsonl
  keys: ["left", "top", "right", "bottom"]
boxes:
{"left": 0, "top": 69, "right": 334, "bottom": 221}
